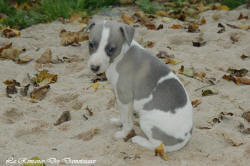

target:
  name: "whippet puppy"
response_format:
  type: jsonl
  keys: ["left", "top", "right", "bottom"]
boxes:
{"left": 86, "top": 20, "right": 193, "bottom": 152}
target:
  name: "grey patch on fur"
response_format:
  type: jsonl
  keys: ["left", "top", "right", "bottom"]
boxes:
{"left": 116, "top": 46, "right": 170, "bottom": 104}
{"left": 189, "top": 127, "right": 193, "bottom": 135}
{"left": 88, "top": 20, "right": 133, "bottom": 63}
{"left": 143, "top": 78, "right": 187, "bottom": 113}
{"left": 151, "top": 126, "right": 184, "bottom": 146}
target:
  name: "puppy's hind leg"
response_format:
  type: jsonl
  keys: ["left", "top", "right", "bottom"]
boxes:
{"left": 132, "top": 116, "right": 161, "bottom": 150}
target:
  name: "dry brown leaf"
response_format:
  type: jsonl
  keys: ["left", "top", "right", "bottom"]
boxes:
{"left": 221, "top": 132, "right": 243, "bottom": 147}
{"left": 188, "top": 22, "right": 200, "bottom": 33}
{"left": 242, "top": 111, "right": 250, "bottom": 122}
{"left": 123, "top": 129, "right": 136, "bottom": 142}
{"left": 194, "top": 72, "right": 206, "bottom": 80}
{"left": 134, "top": 12, "right": 157, "bottom": 30}
{"left": 0, "top": 42, "right": 12, "bottom": 54}
{"left": 54, "top": 111, "right": 71, "bottom": 126}
{"left": 240, "top": 54, "right": 249, "bottom": 60}
{"left": 154, "top": 144, "right": 168, "bottom": 161}
{"left": 0, "top": 47, "right": 24, "bottom": 61}
{"left": 20, "top": 84, "right": 30, "bottom": 96}
{"left": 60, "top": 28, "right": 88, "bottom": 46}
{"left": 196, "top": 126, "right": 211, "bottom": 129}
{"left": 85, "top": 106, "right": 93, "bottom": 116}
{"left": 3, "top": 79, "right": 20, "bottom": 98}
{"left": 238, "top": 13, "right": 248, "bottom": 20}
{"left": 17, "top": 56, "right": 33, "bottom": 64}
{"left": 145, "top": 41, "right": 155, "bottom": 48}
{"left": 36, "top": 48, "right": 52, "bottom": 64}
{"left": 155, "top": 10, "right": 168, "bottom": 17}
{"left": 192, "top": 100, "right": 201, "bottom": 107}
{"left": 217, "top": 23, "right": 226, "bottom": 33}
{"left": 30, "top": 85, "right": 50, "bottom": 100}
{"left": 226, "top": 24, "right": 250, "bottom": 30}
{"left": 2, "top": 28, "right": 20, "bottom": 38}
{"left": 227, "top": 68, "right": 248, "bottom": 77}
{"left": 73, "top": 129, "right": 100, "bottom": 141}
{"left": 122, "top": 13, "right": 134, "bottom": 25}
{"left": 31, "top": 70, "right": 57, "bottom": 86}
{"left": 157, "top": 24, "right": 164, "bottom": 30}
{"left": 200, "top": 16, "right": 206, "bottom": 25}
{"left": 235, "top": 77, "right": 250, "bottom": 85}
{"left": 170, "top": 24, "right": 184, "bottom": 29}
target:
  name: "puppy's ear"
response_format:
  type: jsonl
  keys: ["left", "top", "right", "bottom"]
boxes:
{"left": 83, "top": 20, "right": 96, "bottom": 35}
{"left": 120, "top": 24, "right": 135, "bottom": 45}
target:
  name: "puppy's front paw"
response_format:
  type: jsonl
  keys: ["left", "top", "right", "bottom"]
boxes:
{"left": 114, "top": 131, "right": 126, "bottom": 139}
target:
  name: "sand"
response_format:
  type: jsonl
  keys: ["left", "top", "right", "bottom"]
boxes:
{"left": 0, "top": 5, "right": 250, "bottom": 166}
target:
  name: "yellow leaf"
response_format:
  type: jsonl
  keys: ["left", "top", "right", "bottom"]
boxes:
{"left": 154, "top": 144, "right": 168, "bottom": 161}
{"left": 122, "top": 13, "right": 134, "bottom": 25}
{"left": 217, "top": 5, "right": 230, "bottom": 10}
{"left": 31, "top": 70, "right": 57, "bottom": 85}
{"left": 200, "top": 16, "right": 206, "bottom": 25}
{"left": 155, "top": 10, "right": 168, "bottom": 17}
{"left": 164, "top": 58, "right": 183, "bottom": 65}
{"left": 89, "top": 82, "right": 99, "bottom": 92}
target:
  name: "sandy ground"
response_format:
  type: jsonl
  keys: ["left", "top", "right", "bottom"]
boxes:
{"left": 0, "top": 5, "right": 250, "bottom": 166}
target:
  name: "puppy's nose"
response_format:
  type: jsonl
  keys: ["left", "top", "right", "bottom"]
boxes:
{"left": 90, "top": 65, "right": 100, "bottom": 72}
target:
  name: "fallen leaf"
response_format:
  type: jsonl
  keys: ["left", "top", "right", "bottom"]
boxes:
{"left": 156, "top": 24, "right": 163, "bottom": 30}
{"left": 227, "top": 68, "right": 248, "bottom": 77}
{"left": 192, "top": 41, "right": 206, "bottom": 47}
{"left": 216, "top": 5, "right": 230, "bottom": 11}
{"left": 200, "top": 16, "right": 206, "bottom": 25}
{"left": 3, "top": 79, "right": 20, "bottom": 97}
{"left": 230, "top": 33, "right": 239, "bottom": 43}
{"left": 88, "top": 82, "right": 99, "bottom": 92}
{"left": 145, "top": 24, "right": 157, "bottom": 30}
{"left": 240, "top": 54, "right": 249, "bottom": 60}
{"left": 85, "top": 106, "right": 93, "bottom": 116}
{"left": 145, "top": 41, "right": 155, "bottom": 48}
{"left": 192, "top": 100, "right": 201, "bottom": 107}
{"left": 123, "top": 129, "right": 136, "bottom": 142}
{"left": 17, "top": 56, "right": 33, "bottom": 64}
{"left": 202, "top": 88, "right": 218, "bottom": 96}
{"left": 134, "top": 12, "right": 157, "bottom": 30}
{"left": 91, "top": 73, "right": 107, "bottom": 83}
{"left": 2, "top": 28, "right": 20, "bottom": 38}
{"left": 154, "top": 144, "right": 168, "bottom": 161}
{"left": 235, "top": 77, "right": 250, "bottom": 85}
{"left": 217, "top": 23, "right": 226, "bottom": 33}
{"left": 208, "top": 112, "right": 233, "bottom": 125}
{"left": 0, "top": 47, "right": 25, "bottom": 61}
{"left": 69, "top": 13, "right": 81, "bottom": 23}
{"left": 164, "top": 58, "right": 183, "bottom": 65}
{"left": 0, "top": 42, "right": 12, "bottom": 54}
{"left": 60, "top": 28, "right": 88, "bottom": 46}
{"left": 187, "top": 22, "right": 200, "bottom": 33}
{"left": 23, "top": 156, "right": 46, "bottom": 166}
{"left": 212, "top": 13, "right": 218, "bottom": 21}
{"left": 156, "top": 51, "right": 174, "bottom": 59}
{"left": 31, "top": 70, "right": 57, "bottom": 86}
{"left": 30, "top": 85, "right": 50, "bottom": 100}
{"left": 238, "top": 123, "right": 250, "bottom": 135}
{"left": 178, "top": 65, "right": 194, "bottom": 77}
{"left": 196, "top": 126, "right": 211, "bottom": 129}
{"left": 122, "top": 13, "right": 134, "bottom": 25}
{"left": 162, "top": 17, "right": 172, "bottom": 23}
{"left": 242, "top": 111, "right": 250, "bottom": 122}
{"left": 73, "top": 128, "right": 100, "bottom": 141}
{"left": 221, "top": 132, "right": 243, "bottom": 147}
{"left": 226, "top": 24, "right": 250, "bottom": 30}
{"left": 54, "top": 111, "right": 71, "bottom": 126}
{"left": 36, "top": 48, "right": 52, "bottom": 64}
{"left": 155, "top": 10, "right": 168, "bottom": 17}
{"left": 194, "top": 72, "right": 206, "bottom": 80}
{"left": 20, "top": 84, "right": 30, "bottom": 96}
{"left": 170, "top": 24, "right": 184, "bottom": 29}
{"left": 238, "top": 13, "right": 248, "bottom": 20}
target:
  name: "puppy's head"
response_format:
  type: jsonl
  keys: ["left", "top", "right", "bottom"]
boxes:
{"left": 85, "top": 20, "right": 134, "bottom": 73}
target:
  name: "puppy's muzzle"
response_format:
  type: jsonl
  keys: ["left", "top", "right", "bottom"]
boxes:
{"left": 90, "top": 65, "right": 100, "bottom": 73}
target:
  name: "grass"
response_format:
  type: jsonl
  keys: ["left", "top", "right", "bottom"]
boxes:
{"left": 0, "top": 0, "right": 120, "bottom": 29}
{"left": 0, "top": 0, "right": 249, "bottom": 29}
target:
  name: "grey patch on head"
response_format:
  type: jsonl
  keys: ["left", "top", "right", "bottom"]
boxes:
{"left": 185, "top": 132, "right": 188, "bottom": 136}
{"left": 116, "top": 46, "right": 171, "bottom": 104}
{"left": 120, "top": 24, "right": 135, "bottom": 45}
{"left": 143, "top": 78, "right": 187, "bottom": 113}
{"left": 151, "top": 126, "right": 184, "bottom": 146}
{"left": 88, "top": 20, "right": 105, "bottom": 55}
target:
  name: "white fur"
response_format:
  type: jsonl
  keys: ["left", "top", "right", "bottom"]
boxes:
{"left": 88, "top": 21, "right": 110, "bottom": 73}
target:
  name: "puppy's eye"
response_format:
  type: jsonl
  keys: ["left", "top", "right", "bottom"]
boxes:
{"left": 107, "top": 47, "right": 115, "bottom": 54}
{"left": 89, "top": 42, "right": 94, "bottom": 49}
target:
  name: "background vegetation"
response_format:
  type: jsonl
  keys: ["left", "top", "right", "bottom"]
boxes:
{"left": 0, "top": 0, "right": 248, "bottom": 29}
